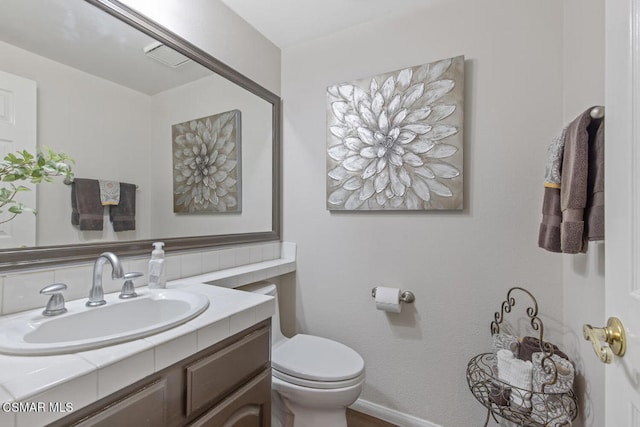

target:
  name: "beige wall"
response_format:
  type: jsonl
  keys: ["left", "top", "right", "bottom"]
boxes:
{"left": 281, "top": 1, "right": 566, "bottom": 425}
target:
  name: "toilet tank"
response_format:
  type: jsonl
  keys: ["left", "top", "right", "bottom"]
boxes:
{"left": 237, "top": 281, "right": 285, "bottom": 346}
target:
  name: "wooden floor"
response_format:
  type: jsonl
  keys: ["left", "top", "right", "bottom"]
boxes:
{"left": 346, "top": 409, "right": 398, "bottom": 427}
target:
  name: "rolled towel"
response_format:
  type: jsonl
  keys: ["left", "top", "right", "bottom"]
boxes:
{"left": 492, "top": 333, "right": 520, "bottom": 355}
{"left": 490, "top": 347, "right": 513, "bottom": 406}
{"left": 488, "top": 383, "right": 511, "bottom": 406}
{"left": 496, "top": 349, "right": 514, "bottom": 378}
{"left": 490, "top": 333, "right": 520, "bottom": 400}
{"left": 518, "top": 336, "right": 569, "bottom": 362}
{"left": 531, "top": 352, "right": 575, "bottom": 426}
{"left": 497, "top": 349, "right": 533, "bottom": 411}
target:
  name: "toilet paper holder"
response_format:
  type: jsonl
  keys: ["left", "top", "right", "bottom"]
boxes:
{"left": 371, "top": 287, "right": 415, "bottom": 303}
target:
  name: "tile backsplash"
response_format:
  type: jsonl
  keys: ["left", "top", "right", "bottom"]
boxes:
{"left": 0, "top": 241, "right": 285, "bottom": 316}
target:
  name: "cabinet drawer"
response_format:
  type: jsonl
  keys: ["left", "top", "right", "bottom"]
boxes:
{"left": 74, "top": 379, "right": 167, "bottom": 427}
{"left": 188, "top": 369, "right": 271, "bottom": 427}
{"left": 186, "top": 326, "right": 270, "bottom": 416}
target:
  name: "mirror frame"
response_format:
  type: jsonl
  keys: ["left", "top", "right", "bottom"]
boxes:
{"left": 0, "top": 0, "right": 281, "bottom": 272}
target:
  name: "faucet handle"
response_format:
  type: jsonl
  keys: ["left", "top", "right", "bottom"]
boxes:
{"left": 40, "top": 283, "right": 68, "bottom": 316}
{"left": 119, "top": 272, "right": 143, "bottom": 299}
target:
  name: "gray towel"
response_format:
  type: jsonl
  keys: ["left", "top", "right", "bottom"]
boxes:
{"left": 540, "top": 107, "right": 605, "bottom": 254}
{"left": 561, "top": 108, "right": 604, "bottom": 253}
{"left": 538, "top": 187, "right": 562, "bottom": 252}
{"left": 109, "top": 182, "right": 136, "bottom": 231}
{"left": 586, "top": 119, "right": 604, "bottom": 241}
{"left": 539, "top": 129, "right": 566, "bottom": 252}
{"left": 530, "top": 352, "right": 575, "bottom": 426}
{"left": 71, "top": 178, "right": 103, "bottom": 231}
{"left": 517, "top": 336, "right": 569, "bottom": 362}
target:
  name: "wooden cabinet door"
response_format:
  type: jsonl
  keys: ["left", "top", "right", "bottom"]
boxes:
{"left": 188, "top": 369, "right": 271, "bottom": 427}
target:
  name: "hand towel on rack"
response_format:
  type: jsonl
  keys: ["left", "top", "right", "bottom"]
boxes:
{"left": 560, "top": 107, "right": 604, "bottom": 253}
{"left": 70, "top": 178, "right": 103, "bottom": 231}
{"left": 98, "top": 180, "right": 120, "bottom": 206}
{"left": 538, "top": 128, "right": 567, "bottom": 252}
{"left": 530, "top": 352, "right": 575, "bottom": 426}
{"left": 109, "top": 182, "right": 136, "bottom": 231}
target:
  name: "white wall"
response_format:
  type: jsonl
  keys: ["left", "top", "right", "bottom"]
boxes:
{"left": 281, "top": 1, "right": 565, "bottom": 425}
{"left": 0, "top": 0, "right": 281, "bottom": 247}
{"left": 0, "top": 0, "right": 606, "bottom": 424}
{"left": 118, "top": 0, "right": 281, "bottom": 96}
{"left": 561, "top": 1, "right": 605, "bottom": 426}
{"left": 149, "top": 74, "right": 273, "bottom": 237}
{"left": 0, "top": 41, "right": 152, "bottom": 246}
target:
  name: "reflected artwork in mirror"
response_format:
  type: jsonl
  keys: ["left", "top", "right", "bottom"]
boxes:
{"left": 172, "top": 109, "right": 242, "bottom": 214}
{"left": 0, "top": 0, "right": 281, "bottom": 271}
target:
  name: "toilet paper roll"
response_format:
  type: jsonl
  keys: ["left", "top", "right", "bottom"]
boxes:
{"left": 375, "top": 287, "right": 402, "bottom": 313}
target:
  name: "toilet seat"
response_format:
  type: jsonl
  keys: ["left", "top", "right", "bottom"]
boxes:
{"left": 272, "top": 334, "right": 365, "bottom": 390}
{"left": 273, "top": 367, "right": 365, "bottom": 389}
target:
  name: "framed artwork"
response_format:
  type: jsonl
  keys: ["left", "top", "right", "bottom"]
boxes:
{"left": 327, "top": 55, "right": 464, "bottom": 210}
{"left": 172, "top": 109, "right": 241, "bottom": 213}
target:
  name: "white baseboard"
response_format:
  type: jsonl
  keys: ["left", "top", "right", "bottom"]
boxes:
{"left": 350, "top": 399, "right": 442, "bottom": 427}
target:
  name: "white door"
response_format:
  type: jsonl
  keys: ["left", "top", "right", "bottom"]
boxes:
{"left": 604, "top": 0, "right": 640, "bottom": 424}
{"left": 0, "top": 70, "right": 37, "bottom": 248}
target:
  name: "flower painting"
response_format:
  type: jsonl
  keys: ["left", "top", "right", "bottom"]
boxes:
{"left": 172, "top": 110, "right": 241, "bottom": 213}
{"left": 327, "top": 55, "right": 464, "bottom": 210}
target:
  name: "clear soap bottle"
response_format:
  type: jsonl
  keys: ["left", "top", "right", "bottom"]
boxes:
{"left": 148, "top": 242, "right": 166, "bottom": 289}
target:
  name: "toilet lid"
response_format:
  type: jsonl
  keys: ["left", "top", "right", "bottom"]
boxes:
{"left": 272, "top": 334, "right": 365, "bottom": 382}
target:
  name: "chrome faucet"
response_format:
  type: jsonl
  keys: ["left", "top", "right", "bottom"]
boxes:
{"left": 87, "top": 252, "right": 124, "bottom": 307}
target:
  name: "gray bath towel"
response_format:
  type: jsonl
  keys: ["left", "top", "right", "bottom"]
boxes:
{"left": 560, "top": 108, "right": 604, "bottom": 253}
{"left": 540, "top": 107, "right": 605, "bottom": 253}
{"left": 586, "top": 120, "right": 604, "bottom": 241}
{"left": 71, "top": 178, "right": 103, "bottom": 231}
{"left": 109, "top": 182, "right": 136, "bottom": 231}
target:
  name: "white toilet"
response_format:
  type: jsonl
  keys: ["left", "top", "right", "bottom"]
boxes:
{"left": 240, "top": 282, "right": 365, "bottom": 427}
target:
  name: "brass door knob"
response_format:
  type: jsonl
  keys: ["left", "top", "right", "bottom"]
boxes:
{"left": 583, "top": 317, "right": 626, "bottom": 364}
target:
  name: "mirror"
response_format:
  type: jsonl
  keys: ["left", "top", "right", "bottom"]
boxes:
{"left": 0, "top": 0, "right": 281, "bottom": 271}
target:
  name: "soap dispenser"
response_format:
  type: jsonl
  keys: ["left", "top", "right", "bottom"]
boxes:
{"left": 148, "top": 242, "right": 166, "bottom": 289}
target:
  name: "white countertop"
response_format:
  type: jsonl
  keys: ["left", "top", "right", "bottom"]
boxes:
{"left": 0, "top": 280, "right": 276, "bottom": 427}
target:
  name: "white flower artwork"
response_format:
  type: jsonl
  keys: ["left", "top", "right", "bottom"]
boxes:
{"left": 172, "top": 110, "right": 241, "bottom": 213}
{"left": 327, "top": 55, "right": 464, "bottom": 210}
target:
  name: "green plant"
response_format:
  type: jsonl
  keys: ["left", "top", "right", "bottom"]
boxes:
{"left": 0, "top": 148, "right": 74, "bottom": 224}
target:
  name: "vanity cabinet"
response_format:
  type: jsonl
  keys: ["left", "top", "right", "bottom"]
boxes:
{"left": 48, "top": 320, "right": 271, "bottom": 427}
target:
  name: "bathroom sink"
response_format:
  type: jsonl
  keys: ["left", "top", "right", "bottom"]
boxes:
{"left": 0, "top": 289, "right": 209, "bottom": 355}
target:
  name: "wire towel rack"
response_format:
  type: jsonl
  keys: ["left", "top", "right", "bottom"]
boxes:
{"left": 466, "top": 287, "right": 578, "bottom": 426}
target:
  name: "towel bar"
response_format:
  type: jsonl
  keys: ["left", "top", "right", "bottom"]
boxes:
{"left": 64, "top": 177, "right": 139, "bottom": 190}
